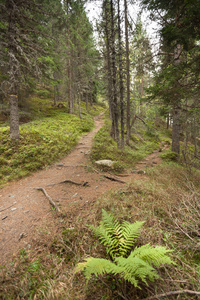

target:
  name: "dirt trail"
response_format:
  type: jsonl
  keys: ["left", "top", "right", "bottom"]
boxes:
{"left": 0, "top": 115, "right": 162, "bottom": 264}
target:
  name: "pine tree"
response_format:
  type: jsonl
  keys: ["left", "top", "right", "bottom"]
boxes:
{"left": 0, "top": 0, "right": 59, "bottom": 139}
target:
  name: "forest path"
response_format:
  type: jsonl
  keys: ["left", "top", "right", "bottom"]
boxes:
{"left": 0, "top": 114, "right": 162, "bottom": 264}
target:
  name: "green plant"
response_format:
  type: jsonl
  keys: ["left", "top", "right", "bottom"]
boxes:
{"left": 160, "top": 150, "right": 179, "bottom": 161}
{"left": 75, "top": 210, "right": 174, "bottom": 288}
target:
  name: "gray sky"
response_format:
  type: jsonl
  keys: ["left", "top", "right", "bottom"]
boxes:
{"left": 85, "top": 0, "right": 160, "bottom": 49}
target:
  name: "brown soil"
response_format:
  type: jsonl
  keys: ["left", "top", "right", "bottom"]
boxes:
{"left": 0, "top": 115, "right": 162, "bottom": 265}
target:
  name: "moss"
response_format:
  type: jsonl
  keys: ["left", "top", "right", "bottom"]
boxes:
{"left": 160, "top": 151, "right": 179, "bottom": 161}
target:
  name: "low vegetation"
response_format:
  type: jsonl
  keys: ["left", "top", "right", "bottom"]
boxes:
{"left": 0, "top": 161, "right": 199, "bottom": 299}
{"left": 0, "top": 101, "right": 200, "bottom": 299}
{"left": 90, "top": 118, "right": 160, "bottom": 173}
{"left": 0, "top": 97, "right": 104, "bottom": 186}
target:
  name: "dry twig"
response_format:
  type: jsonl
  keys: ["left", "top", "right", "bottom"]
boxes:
{"left": 143, "top": 289, "right": 200, "bottom": 299}
{"left": 0, "top": 203, "right": 16, "bottom": 212}
{"left": 35, "top": 188, "right": 60, "bottom": 212}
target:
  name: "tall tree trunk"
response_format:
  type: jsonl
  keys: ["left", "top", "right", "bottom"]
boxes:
{"left": 172, "top": 104, "right": 180, "bottom": 153}
{"left": 124, "top": 0, "right": 131, "bottom": 145}
{"left": 78, "top": 91, "right": 81, "bottom": 119}
{"left": 172, "top": 43, "right": 182, "bottom": 154}
{"left": 104, "top": 0, "right": 115, "bottom": 138}
{"left": 117, "top": 0, "right": 124, "bottom": 149}
{"left": 110, "top": 0, "right": 119, "bottom": 147}
{"left": 68, "top": 58, "right": 73, "bottom": 113}
{"left": 10, "top": 91, "right": 19, "bottom": 140}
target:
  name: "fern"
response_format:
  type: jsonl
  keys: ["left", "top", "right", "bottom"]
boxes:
{"left": 89, "top": 209, "right": 144, "bottom": 259}
{"left": 76, "top": 210, "right": 174, "bottom": 288}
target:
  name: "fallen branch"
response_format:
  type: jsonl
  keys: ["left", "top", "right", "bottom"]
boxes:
{"left": 55, "top": 164, "right": 85, "bottom": 168}
{"left": 47, "top": 180, "right": 83, "bottom": 187}
{"left": 0, "top": 202, "right": 16, "bottom": 212}
{"left": 36, "top": 188, "right": 60, "bottom": 212}
{"left": 103, "top": 175, "right": 125, "bottom": 183}
{"left": 143, "top": 289, "right": 200, "bottom": 299}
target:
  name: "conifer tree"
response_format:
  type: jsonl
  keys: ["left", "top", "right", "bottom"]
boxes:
{"left": 0, "top": 0, "right": 60, "bottom": 140}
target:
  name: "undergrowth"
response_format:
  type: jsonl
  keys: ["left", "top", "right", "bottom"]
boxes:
{"left": 0, "top": 98, "right": 105, "bottom": 186}
{"left": 1, "top": 164, "right": 200, "bottom": 299}
{"left": 90, "top": 120, "right": 160, "bottom": 172}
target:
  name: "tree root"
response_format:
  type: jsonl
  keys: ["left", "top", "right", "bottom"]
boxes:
{"left": 103, "top": 175, "right": 125, "bottom": 183}
{"left": 47, "top": 180, "right": 88, "bottom": 187}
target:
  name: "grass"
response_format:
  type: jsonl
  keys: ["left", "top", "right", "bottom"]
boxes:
{"left": 0, "top": 97, "right": 105, "bottom": 186}
{"left": 0, "top": 163, "right": 200, "bottom": 299}
{"left": 90, "top": 119, "right": 160, "bottom": 172}
{"left": 1, "top": 103, "right": 199, "bottom": 298}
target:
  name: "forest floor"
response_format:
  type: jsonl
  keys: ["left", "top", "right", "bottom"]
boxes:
{"left": 0, "top": 114, "right": 162, "bottom": 265}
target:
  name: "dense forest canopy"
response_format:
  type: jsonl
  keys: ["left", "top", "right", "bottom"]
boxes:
{"left": 0, "top": 0, "right": 199, "bottom": 164}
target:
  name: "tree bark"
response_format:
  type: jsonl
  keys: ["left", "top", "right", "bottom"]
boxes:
{"left": 117, "top": 0, "right": 124, "bottom": 149}
{"left": 10, "top": 92, "right": 20, "bottom": 140}
{"left": 104, "top": 0, "right": 115, "bottom": 138}
{"left": 110, "top": 0, "right": 119, "bottom": 147}
{"left": 172, "top": 43, "right": 182, "bottom": 154}
{"left": 172, "top": 104, "right": 181, "bottom": 153}
{"left": 124, "top": 0, "right": 131, "bottom": 145}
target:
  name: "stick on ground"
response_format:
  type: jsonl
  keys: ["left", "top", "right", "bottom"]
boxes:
{"left": 36, "top": 188, "right": 60, "bottom": 212}
{"left": 143, "top": 289, "right": 200, "bottom": 299}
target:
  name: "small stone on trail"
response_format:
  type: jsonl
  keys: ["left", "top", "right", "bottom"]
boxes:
{"left": 95, "top": 160, "right": 115, "bottom": 168}
{"left": 11, "top": 208, "right": 17, "bottom": 211}
{"left": 137, "top": 170, "right": 146, "bottom": 174}
{"left": 72, "top": 193, "right": 78, "bottom": 198}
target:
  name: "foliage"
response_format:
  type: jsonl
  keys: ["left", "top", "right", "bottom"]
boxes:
{"left": 1, "top": 163, "right": 200, "bottom": 299}
{"left": 90, "top": 120, "right": 159, "bottom": 172}
{"left": 0, "top": 98, "right": 104, "bottom": 186}
{"left": 160, "top": 150, "right": 179, "bottom": 161}
{"left": 76, "top": 210, "right": 174, "bottom": 288}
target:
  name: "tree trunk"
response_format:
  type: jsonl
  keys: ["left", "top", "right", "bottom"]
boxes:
{"left": 124, "top": 0, "right": 131, "bottom": 145}
{"left": 172, "top": 43, "right": 182, "bottom": 154}
{"left": 54, "top": 86, "right": 59, "bottom": 106}
{"left": 104, "top": 0, "right": 115, "bottom": 138}
{"left": 68, "top": 59, "right": 73, "bottom": 113}
{"left": 78, "top": 92, "right": 81, "bottom": 119}
{"left": 110, "top": 0, "right": 119, "bottom": 147}
{"left": 10, "top": 92, "right": 20, "bottom": 140}
{"left": 117, "top": 0, "right": 124, "bottom": 149}
{"left": 172, "top": 105, "right": 180, "bottom": 153}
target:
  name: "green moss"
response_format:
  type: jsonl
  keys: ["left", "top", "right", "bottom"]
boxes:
{"left": 90, "top": 122, "right": 160, "bottom": 172}
{"left": 160, "top": 151, "right": 179, "bottom": 161}
{"left": 0, "top": 108, "right": 100, "bottom": 186}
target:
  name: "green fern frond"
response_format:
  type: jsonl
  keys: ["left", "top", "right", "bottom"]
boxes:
{"left": 75, "top": 257, "right": 120, "bottom": 281}
{"left": 115, "top": 256, "right": 159, "bottom": 287}
{"left": 89, "top": 210, "right": 124, "bottom": 259}
{"left": 130, "top": 244, "right": 174, "bottom": 267}
{"left": 119, "top": 221, "right": 145, "bottom": 257}
{"left": 89, "top": 210, "right": 145, "bottom": 259}
{"left": 89, "top": 224, "right": 119, "bottom": 258}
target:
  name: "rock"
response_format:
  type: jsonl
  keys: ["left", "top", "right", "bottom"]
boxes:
{"left": 137, "top": 170, "right": 146, "bottom": 175}
{"left": 95, "top": 160, "right": 115, "bottom": 168}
